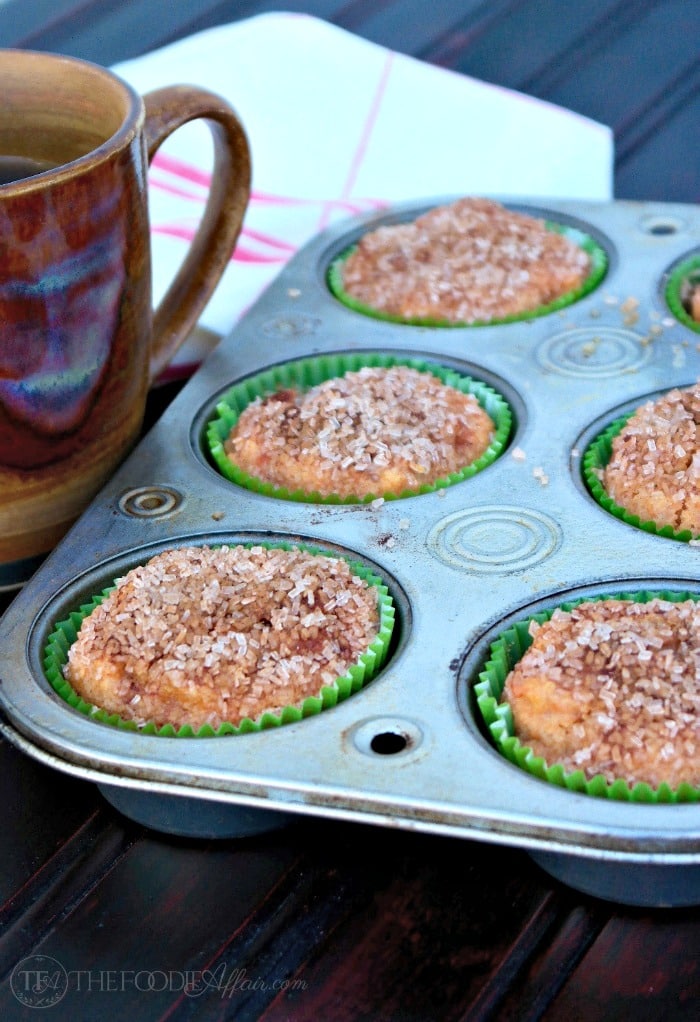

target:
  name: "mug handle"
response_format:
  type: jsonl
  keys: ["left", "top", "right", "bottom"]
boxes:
{"left": 142, "top": 86, "right": 251, "bottom": 382}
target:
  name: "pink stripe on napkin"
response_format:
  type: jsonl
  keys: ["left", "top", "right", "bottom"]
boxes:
{"left": 112, "top": 11, "right": 612, "bottom": 375}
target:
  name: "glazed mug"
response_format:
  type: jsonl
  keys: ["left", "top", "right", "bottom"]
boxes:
{"left": 0, "top": 49, "right": 251, "bottom": 586}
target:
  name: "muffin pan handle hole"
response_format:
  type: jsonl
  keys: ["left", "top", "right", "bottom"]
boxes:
{"left": 638, "top": 215, "right": 685, "bottom": 236}
{"left": 370, "top": 731, "right": 409, "bottom": 755}
{"left": 351, "top": 717, "right": 424, "bottom": 758}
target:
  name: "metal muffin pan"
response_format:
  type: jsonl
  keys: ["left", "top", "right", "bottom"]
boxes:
{"left": 2, "top": 196, "right": 700, "bottom": 907}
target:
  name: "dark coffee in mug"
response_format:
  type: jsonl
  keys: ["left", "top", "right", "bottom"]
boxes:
{"left": 0, "top": 49, "right": 251, "bottom": 581}
{"left": 0, "top": 154, "right": 57, "bottom": 185}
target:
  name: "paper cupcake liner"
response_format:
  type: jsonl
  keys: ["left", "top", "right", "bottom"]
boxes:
{"left": 44, "top": 541, "right": 396, "bottom": 738}
{"left": 327, "top": 222, "right": 608, "bottom": 327}
{"left": 665, "top": 254, "right": 700, "bottom": 333}
{"left": 474, "top": 589, "right": 700, "bottom": 803}
{"left": 206, "top": 352, "right": 512, "bottom": 503}
{"left": 582, "top": 416, "right": 700, "bottom": 543}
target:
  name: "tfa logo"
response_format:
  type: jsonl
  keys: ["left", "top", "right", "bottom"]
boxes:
{"left": 10, "top": 956, "right": 69, "bottom": 1008}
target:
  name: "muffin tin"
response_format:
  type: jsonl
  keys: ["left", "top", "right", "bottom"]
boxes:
{"left": 1, "top": 196, "right": 700, "bottom": 907}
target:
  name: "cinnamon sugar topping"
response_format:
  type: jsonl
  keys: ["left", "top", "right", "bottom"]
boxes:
{"left": 602, "top": 383, "right": 700, "bottom": 535}
{"left": 225, "top": 365, "right": 495, "bottom": 498}
{"left": 503, "top": 598, "right": 700, "bottom": 789}
{"left": 65, "top": 545, "right": 380, "bottom": 730}
{"left": 340, "top": 197, "right": 591, "bottom": 323}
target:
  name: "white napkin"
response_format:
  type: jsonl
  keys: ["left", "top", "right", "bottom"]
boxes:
{"left": 112, "top": 12, "right": 613, "bottom": 376}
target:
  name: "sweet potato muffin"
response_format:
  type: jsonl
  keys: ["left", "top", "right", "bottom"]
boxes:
{"left": 337, "top": 197, "right": 592, "bottom": 323}
{"left": 502, "top": 598, "right": 700, "bottom": 790}
{"left": 64, "top": 544, "right": 382, "bottom": 730}
{"left": 680, "top": 272, "right": 700, "bottom": 322}
{"left": 601, "top": 383, "right": 700, "bottom": 535}
{"left": 223, "top": 365, "right": 495, "bottom": 499}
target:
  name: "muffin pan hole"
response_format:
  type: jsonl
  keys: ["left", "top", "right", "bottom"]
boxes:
{"left": 371, "top": 731, "right": 408, "bottom": 755}
{"left": 350, "top": 716, "right": 424, "bottom": 758}
{"left": 458, "top": 577, "right": 700, "bottom": 730}
{"left": 639, "top": 214, "right": 686, "bottom": 236}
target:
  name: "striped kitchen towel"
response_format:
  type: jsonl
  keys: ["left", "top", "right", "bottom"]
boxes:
{"left": 113, "top": 12, "right": 613, "bottom": 376}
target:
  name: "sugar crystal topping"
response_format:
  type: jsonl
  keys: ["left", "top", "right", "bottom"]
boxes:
{"left": 225, "top": 365, "right": 495, "bottom": 498}
{"left": 503, "top": 598, "right": 700, "bottom": 789}
{"left": 340, "top": 197, "right": 591, "bottom": 323}
{"left": 602, "top": 383, "right": 700, "bottom": 535}
{"left": 64, "top": 545, "right": 380, "bottom": 730}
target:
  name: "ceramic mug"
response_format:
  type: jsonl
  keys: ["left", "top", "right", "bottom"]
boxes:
{"left": 0, "top": 49, "right": 251, "bottom": 586}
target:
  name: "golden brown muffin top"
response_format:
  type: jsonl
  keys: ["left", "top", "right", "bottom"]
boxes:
{"left": 503, "top": 598, "right": 700, "bottom": 789}
{"left": 340, "top": 197, "right": 591, "bottom": 323}
{"left": 602, "top": 383, "right": 700, "bottom": 535}
{"left": 225, "top": 365, "right": 494, "bottom": 498}
{"left": 65, "top": 545, "right": 380, "bottom": 729}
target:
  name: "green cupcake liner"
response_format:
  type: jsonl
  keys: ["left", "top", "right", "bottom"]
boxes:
{"left": 206, "top": 352, "right": 512, "bottom": 504}
{"left": 43, "top": 540, "right": 396, "bottom": 738}
{"left": 327, "top": 222, "right": 608, "bottom": 327}
{"left": 474, "top": 589, "right": 700, "bottom": 803}
{"left": 665, "top": 254, "right": 700, "bottom": 334}
{"left": 582, "top": 414, "right": 700, "bottom": 543}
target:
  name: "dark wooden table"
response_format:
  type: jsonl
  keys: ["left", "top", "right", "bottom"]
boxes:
{"left": 1, "top": 3, "right": 699, "bottom": 1019}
